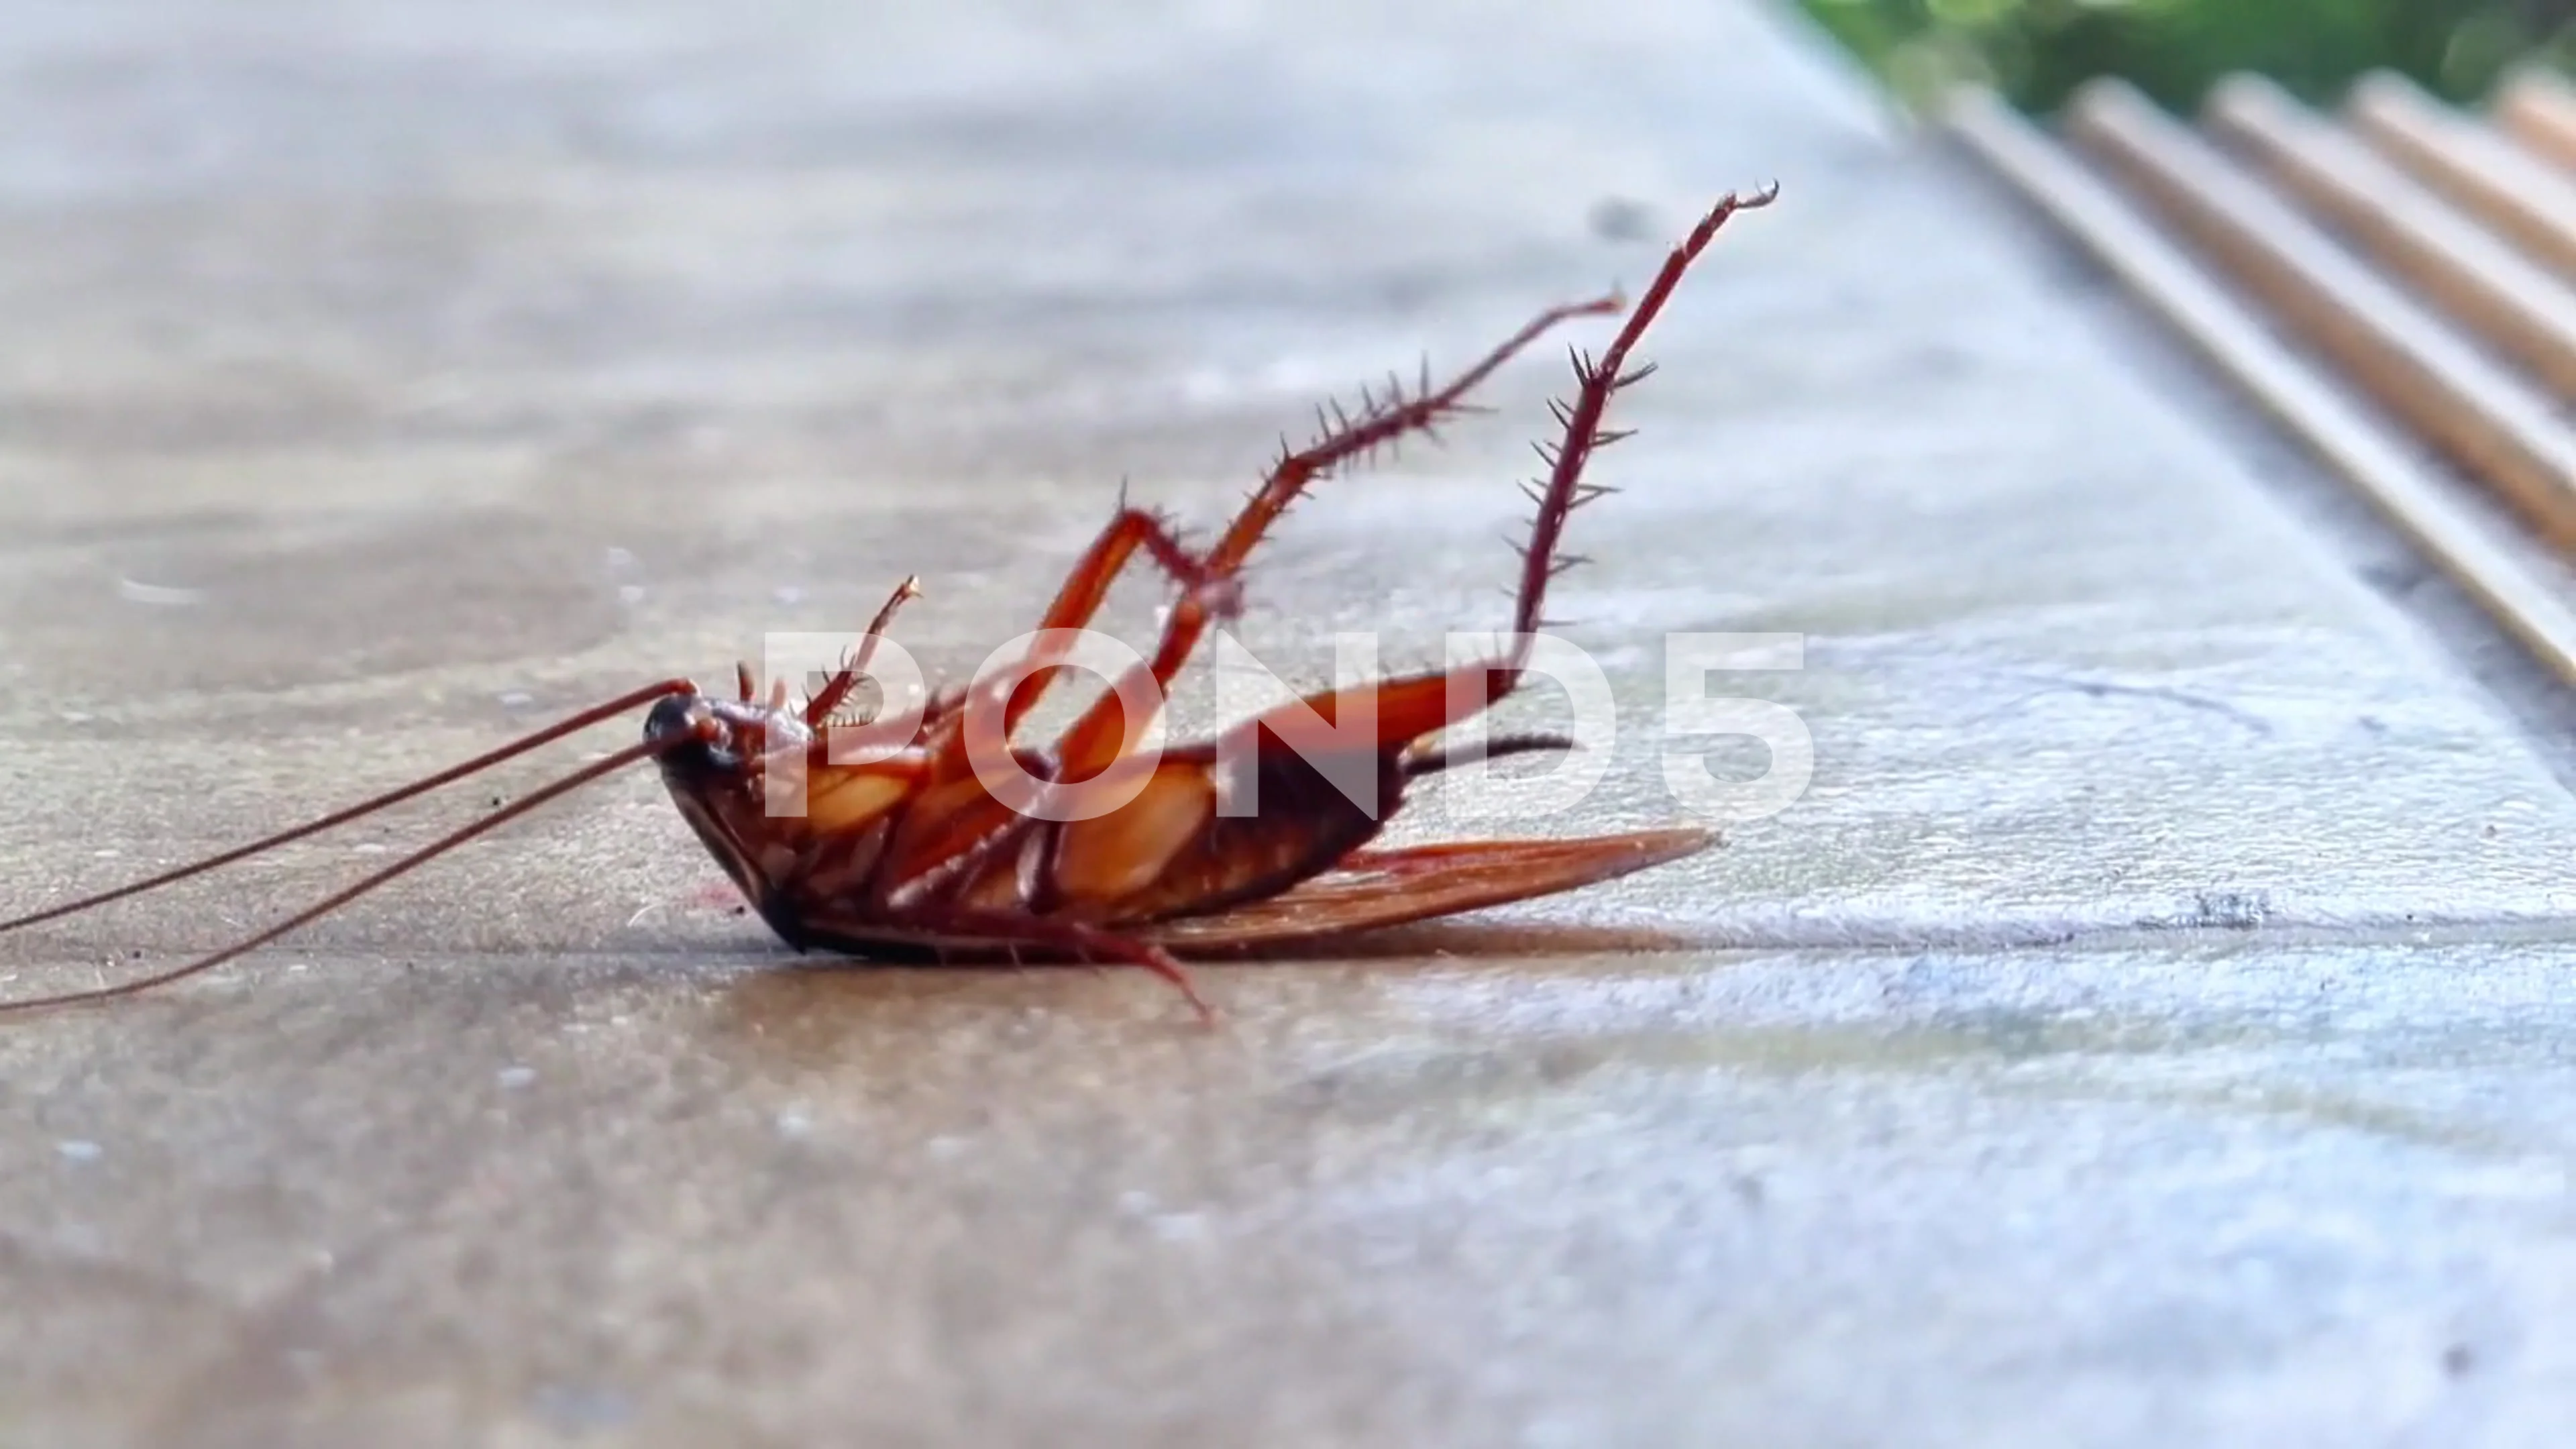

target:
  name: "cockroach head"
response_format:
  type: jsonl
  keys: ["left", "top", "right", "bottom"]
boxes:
{"left": 643, "top": 690, "right": 794, "bottom": 782}
{"left": 639, "top": 686, "right": 808, "bottom": 784}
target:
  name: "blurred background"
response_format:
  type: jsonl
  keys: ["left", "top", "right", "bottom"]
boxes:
{"left": 1801, "top": 0, "right": 2576, "bottom": 110}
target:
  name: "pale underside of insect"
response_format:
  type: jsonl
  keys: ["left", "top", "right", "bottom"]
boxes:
{"left": 0, "top": 186, "right": 1778, "bottom": 1020}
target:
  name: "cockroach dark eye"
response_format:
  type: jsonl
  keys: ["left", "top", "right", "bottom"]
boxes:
{"left": 642, "top": 693, "right": 738, "bottom": 776}
{"left": 642, "top": 692, "right": 698, "bottom": 744}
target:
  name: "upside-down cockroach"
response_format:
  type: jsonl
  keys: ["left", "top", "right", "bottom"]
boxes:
{"left": 0, "top": 187, "right": 1776, "bottom": 1020}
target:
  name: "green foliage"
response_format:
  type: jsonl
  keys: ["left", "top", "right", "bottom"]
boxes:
{"left": 1799, "top": 0, "right": 2576, "bottom": 113}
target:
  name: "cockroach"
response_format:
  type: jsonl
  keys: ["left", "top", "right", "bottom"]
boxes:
{"left": 0, "top": 187, "right": 1776, "bottom": 1020}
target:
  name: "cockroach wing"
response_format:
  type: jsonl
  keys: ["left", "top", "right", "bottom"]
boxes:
{"left": 1142, "top": 826, "right": 1715, "bottom": 951}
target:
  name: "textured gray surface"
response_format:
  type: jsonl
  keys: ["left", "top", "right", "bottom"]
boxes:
{"left": 4, "top": 2, "right": 2575, "bottom": 1446}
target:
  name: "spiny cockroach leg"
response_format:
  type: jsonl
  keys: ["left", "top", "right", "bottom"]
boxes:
{"left": 1046, "top": 290, "right": 1629, "bottom": 784}
{"left": 1119, "top": 185, "right": 1775, "bottom": 798}
{"left": 804, "top": 574, "right": 926, "bottom": 726}
{"left": 1051, "top": 178, "right": 1780, "bottom": 784}
{"left": 922, "top": 290, "right": 1622, "bottom": 800}
{"left": 998, "top": 507, "right": 1213, "bottom": 737}
{"left": 1495, "top": 184, "right": 1777, "bottom": 687}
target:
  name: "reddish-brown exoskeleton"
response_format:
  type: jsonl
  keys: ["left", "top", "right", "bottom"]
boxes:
{"left": 0, "top": 188, "right": 1775, "bottom": 1019}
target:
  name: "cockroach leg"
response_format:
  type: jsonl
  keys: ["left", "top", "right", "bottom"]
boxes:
{"left": 1045, "top": 290, "right": 1629, "bottom": 785}
{"left": 804, "top": 574, "right": 925, "bottom": 727}
{"left": 1494, "top": 183, "right": 1780, "bottom": 687}
{"left": 1400, "top": 731, "right": 1578, "bottom": 780}
{"left": 1000, "top": 508, "right": 1210, "bottom": 735}
{"left": 892, "top": 906, "right": 1214, "bottom": 1022}
{"left": 1426, "top": 184, "right": 1783, "bottom": 717}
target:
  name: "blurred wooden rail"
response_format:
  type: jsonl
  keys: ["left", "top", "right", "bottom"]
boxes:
{"left": 1946, "top": 68, "right": 2576, "bottom": 687}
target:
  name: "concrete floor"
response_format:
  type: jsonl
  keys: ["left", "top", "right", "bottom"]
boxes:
{"left": 4, "top": 2, "right": 2575, "bottom": 1445}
